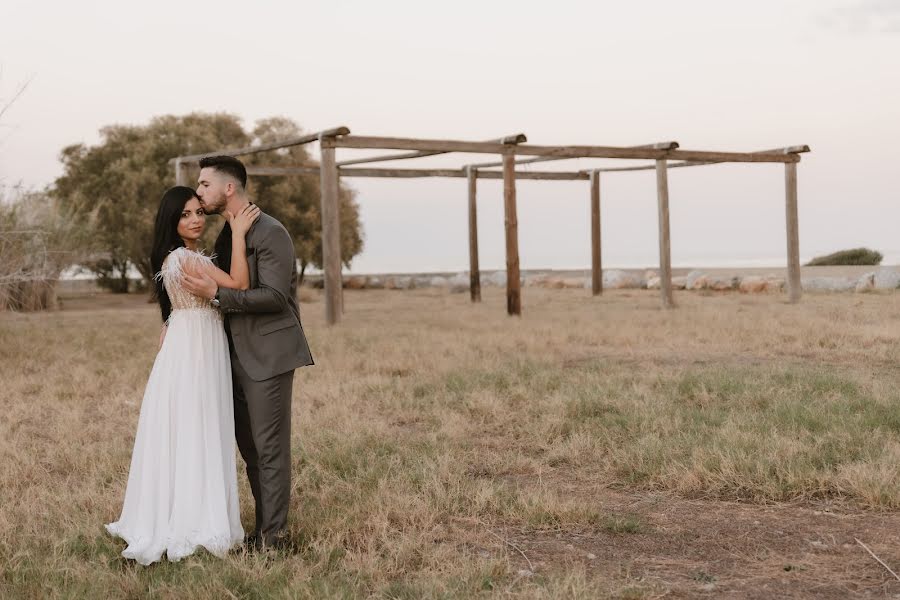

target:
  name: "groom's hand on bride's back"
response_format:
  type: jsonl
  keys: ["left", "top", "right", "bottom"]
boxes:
{"left": 182, "top": 271, "right": 217, "bottom": 300}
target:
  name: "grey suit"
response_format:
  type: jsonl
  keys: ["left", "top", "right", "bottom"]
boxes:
{"left": 214, "top": 211, "right": 313, "bottom": 544}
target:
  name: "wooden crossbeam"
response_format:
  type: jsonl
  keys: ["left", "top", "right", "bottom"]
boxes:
{"left": 332, "top": 136, "right": 802, "bottom": 163}
{"left": 169, "top": 126, "right": 350, "bottom": 164}
{"left": 246, "top": 165, "right": 589, "bottom": 180}
{"left": 584, "top": 145, "right": 812, "bottom": 173}
{"left": 334, "top": 133, "right": 526, "bottom": 167}
{"left": 465, "top": 141, "right": 680, "bottom": 170}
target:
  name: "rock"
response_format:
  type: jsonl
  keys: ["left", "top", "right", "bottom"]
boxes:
{"left": 802, "top": 277, "right": 855, "bottom": 292}
{"left": 875, "top": 268, "right": 900, "bottom": 290}
{"left": 587, "top": 553, "right": 597, "bottom": 560}
{"left": 855, "top": 272, "right": 875, "bottom": 293}
{"left": 686, "top": 270, "right": 708, "bottom": 290}
{"left": 767, "top": 277, "right": 785, "bottom": 291}
{"left": 344, "top": 276, "right": 367, "bottom": 290}
{"left": 709, "top": 276, "right": 738, "bottom": 291}
{"left": 685, "top": 270, "right": 711, "bottom": 290}
{"left": 739, "top": 276, "right": 767, "bottom": 293}
{"left": 603, "top": 270, "right": 642, "bottom": 289}
{"left": 646, "top": 276, "right": 661, "bottom": 290}
{"left": 391, "top": 276, "right": 414, "bottom": 290}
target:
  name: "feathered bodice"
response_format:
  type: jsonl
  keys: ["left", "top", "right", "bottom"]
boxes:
{"left": 159, "top": 247, "right": 216, "bottom": 311}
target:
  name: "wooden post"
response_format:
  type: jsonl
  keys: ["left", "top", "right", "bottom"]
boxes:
{"left": 502, "top": 148, "right": 521, "bottom": 316}
{"left": 785, "top": 162, "right": 802, "bottom": 303}
{"left": 174, "top": 158, "right": 189, "bottom": 186}
{"left": 655, "top": 159, "right": 674, "bottom": 308}
{"left": 589, "top": 170, "right": 602, "bottom": 295}
{"left": 466, "top": 167, "right": 481, "bottom": 302}
{"left": 319, "top": 136, "right": 343, "bottom": 325}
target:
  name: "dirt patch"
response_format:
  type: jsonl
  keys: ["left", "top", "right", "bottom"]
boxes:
{"left": 457, "top": 481, "right": 900, "bottom": 598}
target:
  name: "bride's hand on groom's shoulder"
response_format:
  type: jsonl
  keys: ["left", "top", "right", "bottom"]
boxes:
{"left": 227, "top": 203, "right": 261, "bottom": 237}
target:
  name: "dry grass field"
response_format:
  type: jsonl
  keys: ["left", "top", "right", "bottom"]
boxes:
{"left": 4, "top": 286, "right": 900, "bottom": 598}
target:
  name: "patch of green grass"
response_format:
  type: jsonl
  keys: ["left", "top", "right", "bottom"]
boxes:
{"left": 603, "top": 514, "right": 645, "bottom": 534}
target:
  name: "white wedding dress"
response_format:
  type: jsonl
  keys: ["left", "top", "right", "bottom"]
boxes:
{"left": 106, "top": 246, "right": 244, "bottom": 565}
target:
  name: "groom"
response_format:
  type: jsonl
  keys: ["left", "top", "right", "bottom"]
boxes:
{"left": 182, "top": 155, "right": 314, "bottom": 550}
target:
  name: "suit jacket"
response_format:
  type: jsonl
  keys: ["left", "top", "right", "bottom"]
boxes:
{"left": 214, "top": 211, "right": 314, "bottom": 381}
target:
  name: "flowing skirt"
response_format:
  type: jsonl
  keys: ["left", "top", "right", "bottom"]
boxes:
{"left": 106, "top": 308, "right": 244, "bottom": 565}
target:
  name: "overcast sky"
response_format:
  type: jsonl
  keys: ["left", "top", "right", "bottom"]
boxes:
{"left": 2, "top": 0, "right": 899, "bottom": 273}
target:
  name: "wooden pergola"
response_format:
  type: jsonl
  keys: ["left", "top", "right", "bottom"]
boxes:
{"left": 171, "top": 127, "right": 809, "bottom": 325}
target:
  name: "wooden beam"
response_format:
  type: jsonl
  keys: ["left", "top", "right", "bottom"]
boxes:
{"left": 333, "top": 135, "right": 799, "bottom": 163}
{"left": 588, "top": 145, "right": 811, "bottom": 173}
{"left": 319, "top": 142, "right": 343, "bottom": 325}
{"left": 336, "top": 133, "right": 526, "bottom": 167}
{"left": 246, "top": 165, "right": 590, "bottom": 180}
{"left": 589, "top": 171, "right": 602, "bottom": 296}
{"left": 468, "top": 155, "right": 571, "bottom": 169}
{"left": 503, "top": 149, "right": 522, "bottom": 316}
{"left": 466, "top": 167, "right": 481, "bottom": 303}
{"left": 337, "top": 150, "right": 438, "bottom": 167}
{"left": 174, "top": 158, "right": 189, "bottom": 186}
{"left": 170, "top": 126, "right": 350, "bottom": 164}
{"left": 785, "top": 162, "right": 802, "bottom": 303}
{"left": 656, "top": 160, "right": 674, "bottom": 308}
{"left": 464, "top": 141, "right": 680, "bottom": 170}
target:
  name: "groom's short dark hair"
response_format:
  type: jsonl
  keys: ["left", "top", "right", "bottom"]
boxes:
{"left": 199, "top": 155, "right": 248, "bottom": 189}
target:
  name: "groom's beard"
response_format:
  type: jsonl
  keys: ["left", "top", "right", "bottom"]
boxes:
{"left": 201, "top": 196, "right": 227, "bottom": 215}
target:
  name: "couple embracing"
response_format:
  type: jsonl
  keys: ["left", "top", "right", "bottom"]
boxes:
{"left": 105, "top": 155, "right": 313, "bottom": 564}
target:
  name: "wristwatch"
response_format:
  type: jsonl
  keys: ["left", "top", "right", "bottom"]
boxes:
{"left": 211, "top": 288, "right": 221, "bottom": 308}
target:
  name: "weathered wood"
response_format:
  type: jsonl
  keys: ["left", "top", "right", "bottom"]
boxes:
{"left": 333, "top": 136, "right": 800, "bottom": 163}
{"left": 589, "top": 171, "right": 602, "bottom": 296}
{"left": 785, "top": 162, "right": 802, "bottom": 303}
{"left": 336, "top": 133, "right": 527, "bottom": 167}
{"left": 337, "top": 150, "right": 440, "bottom": 166}
{"left": 174, "top": 158, "right": 189, "bottom": 186}
{"left": 590, "top": 145, "right": 812, "bottom": 173}
{"left": 503, "top": 150, "right": 522, "bottom": 316}
{"left": 319, "top": 143, "right": 343, "bottom": 325}
{"left": 170, "top": 126, "right": 350, "bottom": 164}
{"left": 467, "top": 155, "right": 571, "bottom": 169}
{"left": 655, "top": 160, "right": 674, "bottom": 308}
{"left": 466, "top": 167, "right": 481, "bottom": 303}
{"left": 465, "top": 141, "right": 681, "bottom": 170}
{"left": 246, "top": 165, "right": 590, "bottom": 180}
{"left": 501, "top": 134, "right": 528, "bottom": 144}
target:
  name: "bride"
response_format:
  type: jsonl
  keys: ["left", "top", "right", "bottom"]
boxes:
{"left": 106, "top": 185, "right": 259, "bottom": 565}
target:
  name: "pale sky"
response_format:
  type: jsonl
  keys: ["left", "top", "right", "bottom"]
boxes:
{"left": 2, "top": 0, "right": 899, "bottom": 273}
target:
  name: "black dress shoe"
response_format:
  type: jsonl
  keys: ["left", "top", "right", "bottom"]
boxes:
{"left": 258, "top": 532, "right": 291, "bottom": 552}
{"left": 242, "top": 531, "right": 260, "bottom": 549}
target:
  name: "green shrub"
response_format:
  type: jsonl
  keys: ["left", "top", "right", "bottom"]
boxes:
{"left": 806, "top": 248, "right": 883, "bottom": 266}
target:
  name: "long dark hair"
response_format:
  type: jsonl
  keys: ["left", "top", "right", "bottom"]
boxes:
{"left": 150, "top": 186, "right": 200, "bottom": 323}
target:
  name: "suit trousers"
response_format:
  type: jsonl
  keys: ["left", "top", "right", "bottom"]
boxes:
{"left": 230, "top": 346, "right": 294, "bottom": 543}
